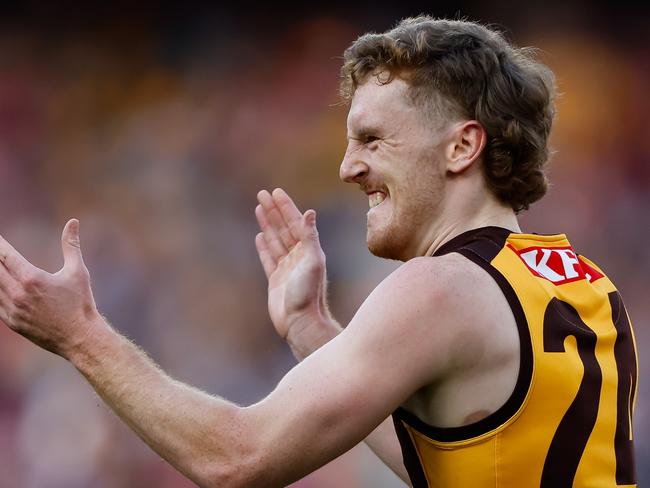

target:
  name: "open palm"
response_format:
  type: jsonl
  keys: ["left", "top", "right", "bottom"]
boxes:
{"left": 254, "top": 189, "right": 328, "bottom": 339}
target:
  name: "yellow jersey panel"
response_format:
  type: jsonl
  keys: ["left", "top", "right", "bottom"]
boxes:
{"left": 392, "top": 227, "right": 638, "bottom": 487}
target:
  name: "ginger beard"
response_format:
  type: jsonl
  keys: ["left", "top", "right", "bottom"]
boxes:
{"left": 365, "top": 158, "right": 446, "bottom": 262}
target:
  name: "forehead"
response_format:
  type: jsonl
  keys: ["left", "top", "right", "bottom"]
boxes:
{"left": 347, "top": 77, "right": 420, "bottom": 131}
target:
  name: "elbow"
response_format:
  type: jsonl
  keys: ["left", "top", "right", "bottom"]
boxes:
{"left": 194, "top": 451, "right": 264, "bottom": 488}
{"left": 193, "top": 463, "right": 243, "bottom": 488}
{"left": 185, "top": 406, "right": 277, "bottom": 487}
{"left": 192, "top": 462, "right": 232, "bottom": 488}
{"left": 189, "top": 411, "right": 265, "bottom": 488}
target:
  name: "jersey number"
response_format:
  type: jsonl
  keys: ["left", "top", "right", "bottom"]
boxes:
{"left": 540, "top": 293, "right": 637, "bottom": 487}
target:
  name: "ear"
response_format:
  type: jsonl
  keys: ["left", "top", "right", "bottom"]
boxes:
{"left": 444, "top": 121, "right": 486, "bottom": 174}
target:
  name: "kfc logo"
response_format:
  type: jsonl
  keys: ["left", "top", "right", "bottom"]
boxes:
{"left": 510, "top": 245, "right": 603, "bottom": 285}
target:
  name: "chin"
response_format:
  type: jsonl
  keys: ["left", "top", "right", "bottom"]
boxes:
{"left": 367, "top": 225, "right": 411, "bottom": 261}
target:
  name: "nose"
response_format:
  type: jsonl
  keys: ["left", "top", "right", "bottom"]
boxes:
{"left": 339, "top": 144, "right": 369, "bottom": 183}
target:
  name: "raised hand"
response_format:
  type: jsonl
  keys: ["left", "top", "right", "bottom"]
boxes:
{"left": 0, "top": 220, "right": 102, "bottom": 358}
{"left": 254, "top": 189, "right": 332, "bottom": 341}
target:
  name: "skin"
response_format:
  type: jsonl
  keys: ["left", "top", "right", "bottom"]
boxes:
{"left": 0, "top": 76, "right": 522, "bottom": 487}
{"left": 256, "top": 77, "right": 523, "bottom": 480}
{"left": 342, "top": 77, "right": 449, "bottom": 261}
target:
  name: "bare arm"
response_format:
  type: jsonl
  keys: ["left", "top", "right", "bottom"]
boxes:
{"left": 273, "top": 311, "right": 409, "bottom": 484}
{"left": 0, "top": 219, "right": 465, "bottom": 487}
{"left": 254, "top": 188, "right": 409, "bottom": 483}
{"left": 70, "top": 323, "right": 247, "bottom": 486}
{"left": 0, "top": 222, "right": 246, "bottom": 485}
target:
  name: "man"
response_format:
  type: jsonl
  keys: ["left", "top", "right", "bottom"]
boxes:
{"left": 0, "top": 16, "right": 638, "bottom": 487}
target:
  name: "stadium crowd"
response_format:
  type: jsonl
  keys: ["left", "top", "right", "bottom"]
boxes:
{"left": 0, "top": 4, "right": 648, "bottom": 487}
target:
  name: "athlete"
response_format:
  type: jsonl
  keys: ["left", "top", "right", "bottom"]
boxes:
{"left": 0, "top": 16, "right": 638, "bottom": 487}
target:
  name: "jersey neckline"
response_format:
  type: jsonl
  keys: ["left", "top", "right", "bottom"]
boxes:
{"left": 434, "top": 226, "right": 568, "bottom": 257}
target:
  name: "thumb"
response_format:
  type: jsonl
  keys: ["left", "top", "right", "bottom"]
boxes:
{"left": 61, "top": 219, "right": 84, "bottom": 269}
{"left": 301, "top": 209, "right": 320, "bottom": 246}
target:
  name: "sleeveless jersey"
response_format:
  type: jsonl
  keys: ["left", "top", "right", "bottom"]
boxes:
{"left": 392, "top": 227, "right": 638, "bottom": 487}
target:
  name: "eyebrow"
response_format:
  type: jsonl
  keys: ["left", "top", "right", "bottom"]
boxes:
{"left": 347, "top": 124, "right": 381, "bottom": 140}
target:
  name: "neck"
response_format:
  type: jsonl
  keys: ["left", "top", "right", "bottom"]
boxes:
{"left": 416, "top": 186, "right": 520, "bottom": 258}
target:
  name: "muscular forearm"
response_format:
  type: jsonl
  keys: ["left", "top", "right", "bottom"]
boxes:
{"left": 69, "top": 318, "right": 251, "bottom": 487}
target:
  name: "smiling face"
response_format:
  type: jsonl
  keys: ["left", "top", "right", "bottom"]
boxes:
{"left": 340, "top": 77, "right": 454, "bottom": 261}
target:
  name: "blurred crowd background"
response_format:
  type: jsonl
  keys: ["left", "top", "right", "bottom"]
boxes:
{"left": 0, "top": 2, "right": 648, "bottom": 487}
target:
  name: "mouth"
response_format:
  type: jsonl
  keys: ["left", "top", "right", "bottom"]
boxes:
{"left": 367, "top": 190, "right": 388, "bottom": 209}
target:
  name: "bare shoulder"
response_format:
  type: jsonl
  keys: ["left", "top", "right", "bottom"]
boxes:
{"left": 360, "top": 252, "right": 518, "bottom": 381}
{"left": 376, "top": 252, "right": 506, "bottom": 319}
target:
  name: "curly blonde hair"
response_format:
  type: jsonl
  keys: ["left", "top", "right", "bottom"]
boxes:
{"left": 340, "top": 17, "right": 556, "bottom": 212}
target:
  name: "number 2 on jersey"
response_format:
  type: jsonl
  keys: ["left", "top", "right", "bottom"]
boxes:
{"left": 541, "top": 293, "right": 637, "bottom": 487}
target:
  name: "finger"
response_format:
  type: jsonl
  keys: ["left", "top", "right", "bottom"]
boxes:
{"left": 255, "top": 204, "right": 288, "bottom": 261}
{"left": 257, "top": 190, "right": 297, "bottom": 249}
{"left": 301, "top": 210, "right": 321, "bottom": 247}
{"left": 255, "top": 233, "right": 277, "bottom": 280}
{"left": 0, "top": 234, "right": 34, "bottom": 281}
{"left": 61, "top": 219, "right": 85, "bottom": 270}
{"left": 271, "top": 188, "right": 304, "bottom": 242}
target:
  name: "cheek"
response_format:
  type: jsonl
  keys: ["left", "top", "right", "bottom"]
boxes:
{"left": 395, "top": 166, "right": 445, "bottom": 216}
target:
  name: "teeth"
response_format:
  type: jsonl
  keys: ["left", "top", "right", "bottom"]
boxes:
{"left": 368, "top": 192, "right": 386, "bottom": 208}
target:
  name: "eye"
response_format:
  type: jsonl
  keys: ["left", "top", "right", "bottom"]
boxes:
{"left": 364, "top": 135, "right": 380, "bottom": 145}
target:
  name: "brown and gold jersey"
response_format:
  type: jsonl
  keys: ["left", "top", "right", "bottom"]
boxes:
{"left": 393, "top": 227, "right": 638, "bottom": 487}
